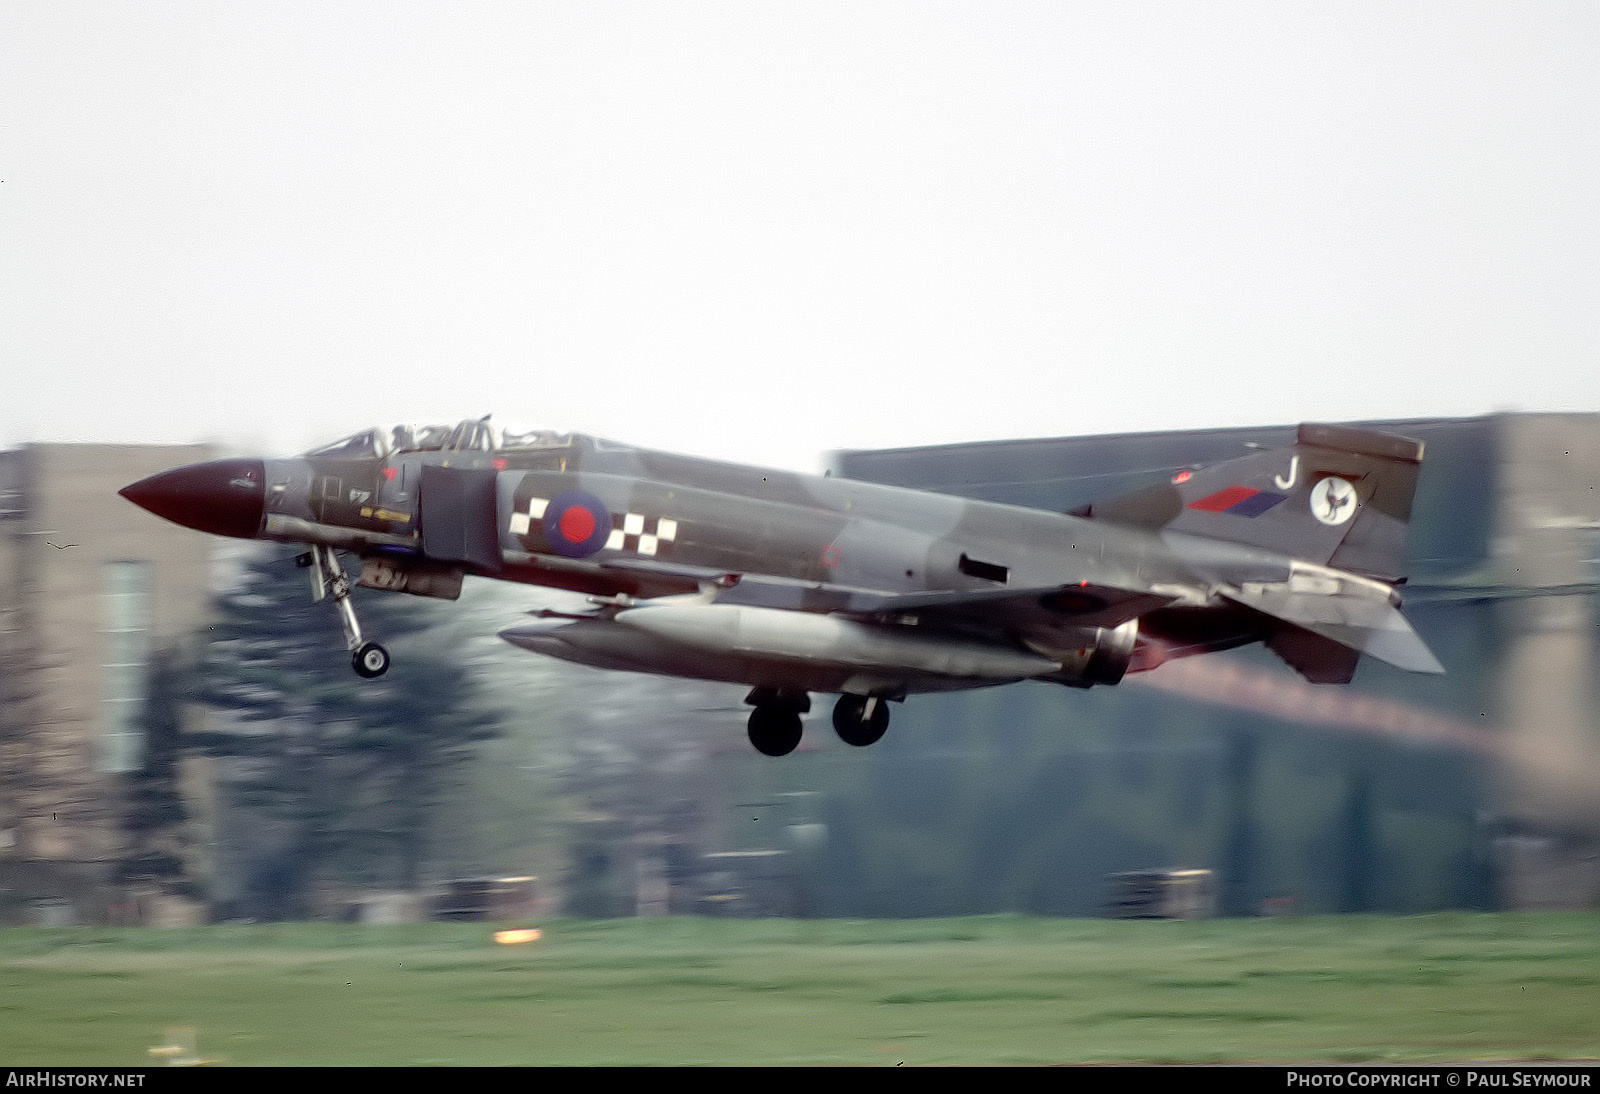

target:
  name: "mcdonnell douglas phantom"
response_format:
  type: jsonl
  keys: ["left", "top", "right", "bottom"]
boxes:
{"left": 121, "top": 417, "right": 1443, "bottom": 756}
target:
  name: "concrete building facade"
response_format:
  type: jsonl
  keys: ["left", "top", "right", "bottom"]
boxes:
{"left": 0, "top": 443, "right": 215, "bottom": 923}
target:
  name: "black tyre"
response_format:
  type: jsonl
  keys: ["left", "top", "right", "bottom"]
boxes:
{"left": 352, "top": 642, "right": 390, "bottom": 679}
{"left": 832, "top": 693, "right": 890, "bottom": 747}
{"left": 747, "top": 705, "right": 803, "bottom": 756}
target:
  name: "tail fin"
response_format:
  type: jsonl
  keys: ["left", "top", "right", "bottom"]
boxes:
{"left": 1078, "top": 423, "right": 1424, "bottom": 582}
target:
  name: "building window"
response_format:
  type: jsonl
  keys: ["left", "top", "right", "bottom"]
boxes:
{"left": 100, "top": 561, "right": 151, "bottom": 773}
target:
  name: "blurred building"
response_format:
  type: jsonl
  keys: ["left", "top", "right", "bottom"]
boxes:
{"left": 829, "top": 413, "right": 1600, "bottom": 914}
{"left": 1489, "top": 415, "right": 1600, "bottom": 908}
{"left": 0, "top": 443, "right": 215, "bottom": 924}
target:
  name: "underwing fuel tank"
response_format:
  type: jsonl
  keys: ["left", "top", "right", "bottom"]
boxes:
{"left": 614, "top": 603, "right": 1062, "bottom": 680}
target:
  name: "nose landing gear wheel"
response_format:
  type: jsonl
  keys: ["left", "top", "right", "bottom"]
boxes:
{"left": 747, "top": 705, "right": 804, "bottom": 757}
{"left": 353, "top": 642, "right": 390, "bottom": 679}
{"left": 832, "top": 693, "right": 890, "bottom": 747}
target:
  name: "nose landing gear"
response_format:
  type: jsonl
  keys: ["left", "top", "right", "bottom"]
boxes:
{"left": 301, "top": 545, "right": 390, "bottom": 678}
{"left": 353, "top": 641, "right": 391, "bottom": 679}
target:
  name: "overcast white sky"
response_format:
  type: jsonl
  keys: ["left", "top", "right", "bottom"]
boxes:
{"left": 4, "top": 2, "right": 1597, "bottom": 471}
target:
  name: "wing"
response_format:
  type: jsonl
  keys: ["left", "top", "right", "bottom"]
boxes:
{"left": 586, "top": 555, "right": 1173, "bottom": 641}
{"left": 716, "top": 576, "right": 1174, "bottom": 633}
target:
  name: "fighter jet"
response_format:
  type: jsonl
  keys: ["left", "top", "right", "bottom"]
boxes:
{"left": 121, "top": 417, "right": 1442, "bottom": 756}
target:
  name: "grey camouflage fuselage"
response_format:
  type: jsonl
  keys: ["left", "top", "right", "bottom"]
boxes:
{"left": 121, "top": 419, "right": 1442, "bottom": 753}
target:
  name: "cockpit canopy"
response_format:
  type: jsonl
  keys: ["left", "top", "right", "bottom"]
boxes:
{"left": 300, "top": 417, "right": 570, "bottom": 459}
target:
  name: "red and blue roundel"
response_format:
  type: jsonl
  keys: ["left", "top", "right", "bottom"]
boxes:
{"left": 542, "top": 490, "right": 612, "bottom": 557}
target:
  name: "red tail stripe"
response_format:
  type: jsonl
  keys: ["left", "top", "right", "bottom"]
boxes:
{"left": 1188, "top": 485, "right": 1259, "bottom": 512}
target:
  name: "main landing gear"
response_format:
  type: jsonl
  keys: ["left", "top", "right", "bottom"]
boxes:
{"left": 300, "top": 545, "right": 390, "bottom": 679}
{"left": 744, "top": 688, "right": 894, "bottom": 755}
{"left": 745, "top": 688, "right": 807, "bottom": 757}
{"left": 832, "top": 693, "right": 890, "bottom": 747}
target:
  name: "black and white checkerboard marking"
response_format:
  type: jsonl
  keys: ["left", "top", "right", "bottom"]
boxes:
{"left": 509, "top": 498, "right": 678, "bottom": 557}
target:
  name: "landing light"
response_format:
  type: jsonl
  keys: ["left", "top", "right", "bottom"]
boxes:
{"left": 495, "top": 928, "right": 542, "bottom": 945}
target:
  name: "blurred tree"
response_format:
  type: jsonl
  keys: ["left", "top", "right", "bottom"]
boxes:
{"left": 534, "top": 670, "right": 723, "bottom": 916}
{"left": 187, "top": 546, "right": 504, "bottom": 917}
{"left": 115, "top": 647, "right": 192, "bottom": 899}
{"left": 422, "top": 585, "right": 581, "bottom": 900}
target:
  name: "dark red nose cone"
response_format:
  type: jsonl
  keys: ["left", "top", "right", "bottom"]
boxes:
{"left": 119, "top": 459, "right": 266, "bottom": 539}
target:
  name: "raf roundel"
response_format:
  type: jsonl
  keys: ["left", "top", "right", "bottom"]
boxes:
{"left": 542, "top": 490, "right": 613, "bottom": 557}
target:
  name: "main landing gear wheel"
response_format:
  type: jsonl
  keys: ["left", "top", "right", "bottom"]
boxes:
{"left": 832, "top": 694, "right": 890, "bottom": 747}
{"left": 352, "top": 642, "right": 391, "bottom": 679}
{"left": 747, "top": 706, "right": 804, "bottom": 757}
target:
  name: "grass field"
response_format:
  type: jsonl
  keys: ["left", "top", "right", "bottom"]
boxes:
{"left": 1, "top": 913, "right": 1597, "bottom": 1066}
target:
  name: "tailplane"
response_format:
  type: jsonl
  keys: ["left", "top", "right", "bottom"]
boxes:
{"left": 1225, "top": 578, "right": 1445, "bottom": 678}
{"left": 1078, "top": 423, "right": 1440, "bottom": 682}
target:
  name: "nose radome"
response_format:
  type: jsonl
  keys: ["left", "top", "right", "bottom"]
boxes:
{"left": 119, "top": 458, "right": 267, "bottom": 539}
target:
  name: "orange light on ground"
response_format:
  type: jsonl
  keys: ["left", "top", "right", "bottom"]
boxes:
{"left": 494, "top": 928, "right": 542, "bottom": 944}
